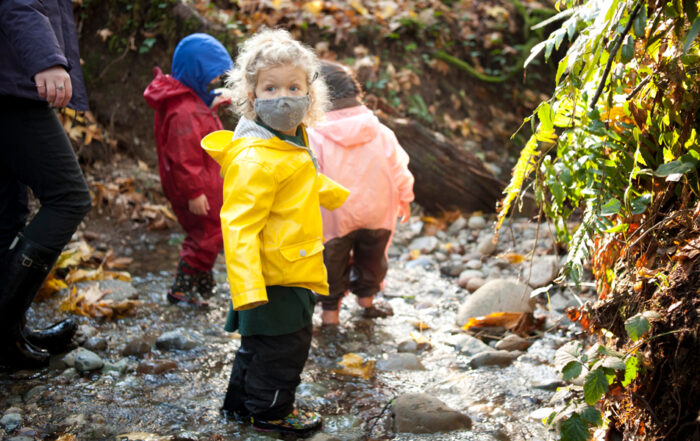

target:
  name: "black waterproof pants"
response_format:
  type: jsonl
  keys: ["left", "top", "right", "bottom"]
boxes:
{"left": 0, "top": 96, "right": 92, "bottom": 253}
{"left": 223, "top": 324, "right": 312, "bottom": 420}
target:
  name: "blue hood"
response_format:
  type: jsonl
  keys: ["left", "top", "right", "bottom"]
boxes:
{"left": 172, "top": 33, "right": 233, "bottom": 107}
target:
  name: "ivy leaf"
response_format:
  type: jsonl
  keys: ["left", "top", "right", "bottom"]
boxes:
{"left": 560, "top": 413, "right": 590, "bottom": 441}
{"left": 622, "top": 355, "right": 640, "bottom": 387}
{"left": 584, "top": 368, "right": 609, "bottom": 405}
{"left": 562, "top": 360, "right": 583, "bottom": 380}
{"left": 580, "top": 406, "right": 603, "bottom": 426}
{"left": 601, "top": 199, "right": 621, "bottom": 216}
{"left": 625, "top": 313, "right": 650, "bottom": 341}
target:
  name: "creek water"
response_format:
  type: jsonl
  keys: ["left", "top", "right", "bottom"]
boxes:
{"left": 1, "top": 224, "right": 571, "bottom": 441}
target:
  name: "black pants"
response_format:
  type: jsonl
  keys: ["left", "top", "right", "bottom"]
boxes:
{"left": 223, "top": 324, "right": 312, "bottom": 420}
{"left": 0, "top": 96, "right": 92, "bottom": 253}
{"left": 320, "top": 228, "right": 392, "bottom": 311}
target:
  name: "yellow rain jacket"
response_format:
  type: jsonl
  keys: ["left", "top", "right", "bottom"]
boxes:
{"left": 201, "top": 118, "right": 349, "bottom": 311}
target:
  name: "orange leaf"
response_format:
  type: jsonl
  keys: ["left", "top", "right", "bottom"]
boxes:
{"left": 461, "top": 311, "right": 525, "bottom": 331}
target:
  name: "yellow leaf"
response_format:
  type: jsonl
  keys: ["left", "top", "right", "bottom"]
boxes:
{"left": 332, "top": 353, "right": 375, "bottom": 380}
{"left": 55, "top": 435, "right": 77, "bottom": 441}
{"left": 409, "top": 249, "right": 421, "bottom": 260}
{"left": 104, "top": 270, "right": 132, "bottom": 282}
{"left": 303, "top": 0, "right": 323, "bottom": 15}
{"left": 498, "top": 252, "right": 528, "bottom": 264}
{"left": 410, "top": 331, "right": 432, "bottom": 348}
{"left": 461, "top": 311, "right": 525, "bottom": 331}
{"left": 412, "top": 320, "right": 431, "bottom": 331}
{"left": 38, "top": 275, "right": 68, "bottom": 297}
{"left": 349, "top": 0, "right": 368, "bottom": 15}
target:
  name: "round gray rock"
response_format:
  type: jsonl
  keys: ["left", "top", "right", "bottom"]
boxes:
{"left": 469, "top": 350, "right": 522, "bottom": 368}
{"left": 377, "top": 353, "right": 425, "bottom": 371}
{"left": 524, "top": 255, "right": 560, "bottom": 288}
{"left": 393, "top": 393, "right": 472, "bottom": 433}
{"left": 456, "top": 279, "right": 534, "bottom": 327}
{"left": 74, "top": 349, "right": 104, "bottom": 372}
{"left": 495, "top": 334, "right": 532, "bottom": 351}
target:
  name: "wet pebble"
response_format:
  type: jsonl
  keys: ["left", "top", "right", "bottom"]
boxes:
{"left": 469, "top": 350, "right": 523, "bottom": 368}
{"left": 155, "top": 328, "right": 203, "bottom": 350}
{"left": 468, "top": 215, "right": 486, "bottom": 230}
{"left": 457, "top": 269, "right": 484, "bottom": 288}
{"left": 63, "top": 414, "right": 86, "bottom": 426}
{"left": 405, "top": 256, "right": 433, "bottom": 269}
{"left": 83, "top": 336, "right": 107, "bottom": 351}
{"left": 466, "top": 277, "right": 486, "bottom": 292}
{"left": 532, "top": 379, "right": 566, "bottom": 391}
{"left": 447, "top": 216, "right": 467, "bottom": 235}
{"left": 99, "top": 279, "right": 138, "bottom": 302}
{"left": 392, "top": 393, "right": 472, "bottom": 433}
{"left": 440, "top": 263, "right": 464, "bottom": 277}
{"left": 309, "top": 433, "right": 342, "bottom": 441}
{"left": 74, "top": 324, "right": 98, "bottom": 345}
{"left": 397, "top": 339, "right": 418, "bottom": 353}
{"left": 122, "top": 336, "right": 151, "bottom": 356}
{"left": 102, "top": 358, "right": 130, "bottom": 376}
{"left": 136, "top": 359, "right": 178, "bottom": 375}
{"left": 408, "top": 236, "right": 439, "bottom": 253}
{"left": 1, "top": 413, "right": 22, "bottom": 432}
{"left": 456, "top": 279, "right": 534, "bottom": 326}
{"left": 524, "top": 256, "right": 559, "bottom": 288}
{"left": 23, "top": 386, "right": 47, "bottom": 403}
{"left": 495, "top": 334, "right": 532, "bottom": 352}
{"left": 449, "top": 334, "right": 494, "bottom": 356}
{"left": 376, "top": 353, "right": 425, "bottom": 371}
{"left": 477, "top": 234, "right": 498, "bottom": 255}
{"left": 74, "top": 349, "right": 104, "bottom": 372}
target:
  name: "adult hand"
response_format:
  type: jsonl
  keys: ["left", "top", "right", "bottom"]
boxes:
{"left": 35, "top": 66, "right": 72, "bottom": 108}
{"left": 398, "top": 202, "right": 411, "bottom": 224}
{"left": 188, "top": 194, "right": 210, "bottom": 216}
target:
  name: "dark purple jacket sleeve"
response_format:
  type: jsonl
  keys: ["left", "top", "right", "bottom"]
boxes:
{"left": 0, "top": 0, "right": 89, "bottom": 109}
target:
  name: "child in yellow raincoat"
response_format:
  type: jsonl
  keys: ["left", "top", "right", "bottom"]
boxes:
{"left": 201, "top": 29, "right": 348, "bottom": 436}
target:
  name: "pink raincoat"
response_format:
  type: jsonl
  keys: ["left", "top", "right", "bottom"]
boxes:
{"left": 308, "top": 105, "right": 415, "bottom": 242}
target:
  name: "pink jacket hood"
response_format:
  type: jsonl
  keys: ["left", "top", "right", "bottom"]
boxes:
{"left": 308, "top": 105, "right": 415, "bottom": 242}
{"left": 311, "top": 106, "right": 379, "bottom": 148}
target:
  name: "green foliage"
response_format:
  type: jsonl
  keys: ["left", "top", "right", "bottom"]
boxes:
{"left": 625, "top": 313, "right": 650, "bottom": 341}
{"left": 543, "top": 340, "right": 640, "bottom": 439}
{"left": 497, "top": 0, "right": 700, "bottom": 286}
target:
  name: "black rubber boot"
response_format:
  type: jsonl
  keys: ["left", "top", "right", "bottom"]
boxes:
{"left": 167, "top": 259, "right": 208, "bottom": 307}
{"left": 195, "top": 270, "right": 216, "bottom": 299}
{"left": 25, "top": 319, "right": 77, "bottom": 354}
{"left": 0, "top": 234, "right": 61, "bottom": 369}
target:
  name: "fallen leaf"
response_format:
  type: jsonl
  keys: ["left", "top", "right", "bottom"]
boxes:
{"left": 412, "top": 320, "right": 431, "bottom": 331}
{"left": 498, "top": 252, "right": 528, "bottom": 264}
{"left": 461, "top": 311, "right": 526, "bottom": 331}
{"left": 96, "top": 28, "right": 113, "bottom": 42}
{"left": 332, "top": 353, "right": 375, "bottom": 380}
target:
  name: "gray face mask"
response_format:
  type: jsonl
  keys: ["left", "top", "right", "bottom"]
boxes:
{"left": 254, "top": 95, "right": 310, "bottom": 132}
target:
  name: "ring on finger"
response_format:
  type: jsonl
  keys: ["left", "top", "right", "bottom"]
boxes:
{"left": 56, "top": 85, "right": 65, "bottom": 91}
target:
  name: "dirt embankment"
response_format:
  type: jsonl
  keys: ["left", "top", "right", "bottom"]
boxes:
{"left": 73, "top": 0, "right": 556, "bottom": 185}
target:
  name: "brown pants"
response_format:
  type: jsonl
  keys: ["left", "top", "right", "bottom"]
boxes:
{"left": 320, "top": 228, "right": 392, "bottom": 311}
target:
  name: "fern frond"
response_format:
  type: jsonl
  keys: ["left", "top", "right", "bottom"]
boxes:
{"left": 495, "top": 135, "right": 540, "bottom": 235}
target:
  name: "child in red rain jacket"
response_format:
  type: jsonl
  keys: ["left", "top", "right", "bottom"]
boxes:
{"left": 144, "top": 33, "right": 233, "bottom": 306}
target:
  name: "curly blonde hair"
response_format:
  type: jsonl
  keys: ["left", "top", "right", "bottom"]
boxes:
{"left": 226, "top": 28, "right": 329, "bottom": 126}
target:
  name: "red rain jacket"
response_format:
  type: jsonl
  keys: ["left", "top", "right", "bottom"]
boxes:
{"left": 143, "top": 67, "right": 224, "bottom": 270}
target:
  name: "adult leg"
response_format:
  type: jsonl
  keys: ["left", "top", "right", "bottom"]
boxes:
{"left": 0, "top": 98, "right": 91, "bottom": 367}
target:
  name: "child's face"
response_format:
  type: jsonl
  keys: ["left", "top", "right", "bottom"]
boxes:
{"left": 251, "top": 65, "right": 309, "bottom": 101}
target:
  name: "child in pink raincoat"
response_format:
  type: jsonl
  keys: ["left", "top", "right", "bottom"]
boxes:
{"left": 308, "top": 61, "right": 415, "bottom": 326}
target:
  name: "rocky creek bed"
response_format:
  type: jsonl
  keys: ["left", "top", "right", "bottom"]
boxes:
{"left": 0, "top": 214, "right": 592, "bottom": 441}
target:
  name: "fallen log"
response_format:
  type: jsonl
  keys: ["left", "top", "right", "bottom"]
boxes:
{"left": 380, "top": 116, "right": 506, "bottom": 214}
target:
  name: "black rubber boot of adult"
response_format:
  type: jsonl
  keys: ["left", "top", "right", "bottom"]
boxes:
{"left": 0, "top": 234, "right": 61, "bottom": 369}
{"left": 25, "top": 319, "right": 77, "bottom": 354}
